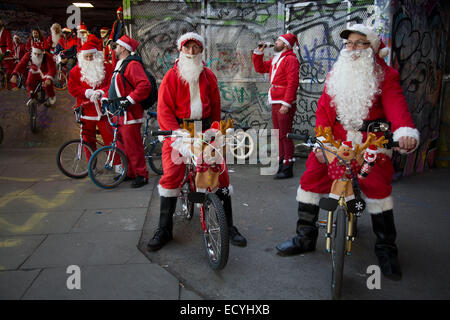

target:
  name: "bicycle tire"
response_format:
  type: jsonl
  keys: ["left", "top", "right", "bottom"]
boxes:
{"left": 178, "top": 180, "right": 194, "bottom": 220}
{"left": 202, "top": 193, "right": 229, "bottom": 270}
{"left": 229, "top": 130, "right": 254, "bottom": 160}
{"left": 54, "top": 70, "right": 68, "bottom": 91}
{"left": 331, "top": 205, "right": 347, "bottom": 300}
{"left": 0, "top": 125, "right": 3, "bottom": 144}
{"left": 29, "top": 101, "right": 38, "bottom": 133}
{"left": 148, "top": 140, "right": 163, "bottom": 175}
{"left": 88, "top": 146, "right": 128, "bottom": 189}
{"left": 57, "top": 139, "right": 94, "bottom": 178}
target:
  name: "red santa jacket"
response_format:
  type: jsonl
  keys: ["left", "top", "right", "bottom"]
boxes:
{"left": 0, "top": 27, "right": 13, "bottom": 55}
{"left": 253, "top": 48, "right": 300, "bottom": 107}
{"left": 316, "top": 55, "right": 420, "bottom": 151}
{"left": 102, "top": 58, "right": 151, "bottom": 125}
{"left": 13, "top": 51, "right": 56, "bottom": 81}
{"left": 25, "top": 37, "right": 50, "bottom": 52}
{"left": 14, "top": 42, "right": 26, "bottom": 61}
{"left": 157, "top": 61, "right": 221, "bottom": 131}
{"left": 68, "top": 63, "right": 113, "bottom": 121}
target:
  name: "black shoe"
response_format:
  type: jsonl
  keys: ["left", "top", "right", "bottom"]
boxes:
{"left": 114, "top": 174, "right": 132, "bottom": 182}
{"left": 131, "top": 175, "right": 148, "bottom": 188}
{"left": 147, "top": 229, "right": 172, "bottom": 252}
{"left": 275, "top": 162, "right": 294, "bottom": 179}
{"left": 229, "top": 226, "right": 247, "bottom": 247}
{"left": 276, "top": 230, "right": 317, "bottom": 256}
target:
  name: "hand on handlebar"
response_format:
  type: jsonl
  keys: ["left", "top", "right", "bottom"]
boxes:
{"left": 394, "top": 136, "right": 417, "bottom": 153}
{"left": 314, "top": 148, "right": 326, "bottom": 163}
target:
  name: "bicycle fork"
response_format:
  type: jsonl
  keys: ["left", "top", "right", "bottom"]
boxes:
{"left": 325, "top": 198, "right": 356, "bottom": 256}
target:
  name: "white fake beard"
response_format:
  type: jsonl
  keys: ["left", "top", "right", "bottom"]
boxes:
{"left": 51, "top": 31, "right": 61, "bottom": 47}
{"left": 178, "top": 52, "right": 204, "bottom": 85}
{"left": 326, "top": 47, "right": 384, "bottom": 131}
{"left": 79, "top": 34, "right": 88, "bottom": 44}
{"left": 31, "top": 53, "right": 43, "bottom": 68}
{"left": 78, "top": 52, "right": 105, "bottom": 88}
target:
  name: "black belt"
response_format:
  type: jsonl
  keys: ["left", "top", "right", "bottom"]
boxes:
{"left": 176, "top": 117, "right": 212, "bottom": 130}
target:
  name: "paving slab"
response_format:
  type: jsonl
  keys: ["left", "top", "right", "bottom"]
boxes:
{"left": 21, "top": 231, "right": 142, "bottom": 269}
{"left": 22, "top": 264, "right": 180, "bottom": 300}
{"left": 0, "top": 235, "right": 46, "bottom": 270}
{"left": 0, "top": 269, "right": 41, "bottom": 300}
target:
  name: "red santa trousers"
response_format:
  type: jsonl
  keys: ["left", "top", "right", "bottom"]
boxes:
{"left": 272, "top": 103, "right": 297, "bottom": 163}
{"left": 117, "top": 120, "right": 148, "bottom": 179}
{"left": 158, "top": 139, "right": 230, "bottom": 196}
{"left": 26, "top": 71, "right": 55, "bottom": 98}
{"left": 81, "top": 116, "right": 114, "bottom": 161}
{"left": 299, "top": 151, "right": 394, "bottom": 200}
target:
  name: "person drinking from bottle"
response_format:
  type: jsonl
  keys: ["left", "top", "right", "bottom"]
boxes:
{"left": 276, "top": 24, "right": 419, "bottom": 281}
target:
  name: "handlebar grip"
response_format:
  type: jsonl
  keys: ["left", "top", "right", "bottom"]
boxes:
{"left": 286, "top": 133, "right": 309, "bottom": 141}
{"left": 392, "top": 141, "right": 400, "bottom": 148}
{"left": 151, "top": 130, "right": 172, "bottom": 136}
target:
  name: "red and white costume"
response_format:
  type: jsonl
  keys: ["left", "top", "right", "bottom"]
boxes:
{"left": 253, "top": 33, "right": 300, "bottom": 164}
{"left": 68, "top": 42, "right": 114, "bottom": 155}
{"left": 0, "top": 25, "right": 14, "bottom": 76}
{"left": 76, "top": 24, "right": 102, "bottom": 53}
{"left": 13, "top": 43, "right": 56, "bottom": 99}
{"left": 102, "top": 35, "right": 150, "bottom": 180}
{"left": 157, "top": 33, "right": 229, "bottom": 197}
{"left": 297, "top": 54, "right": 420, "bottom": 214}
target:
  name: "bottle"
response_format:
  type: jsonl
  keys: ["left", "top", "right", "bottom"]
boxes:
{"left": 358, "top": 145, "right": 377, "bottom": 179}
{"left": 257, "top": 41, "right": 274, "bottom": 48}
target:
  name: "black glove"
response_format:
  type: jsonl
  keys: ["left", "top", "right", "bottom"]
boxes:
{"left": 101, "top": 99, "right": 109, "bottom": 113}
{"left": 118, "top": 97, "right": 132, "bottom": 110}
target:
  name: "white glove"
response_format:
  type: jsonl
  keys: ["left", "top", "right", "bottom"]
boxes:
{"left": 85, "top": 89, "right": 95, "bottom": 99}
{"left": 89, "top": 90, "right": 103, "bottom": 102}
{"left": 171, "top": 129, "right": 192, "bottom": 158}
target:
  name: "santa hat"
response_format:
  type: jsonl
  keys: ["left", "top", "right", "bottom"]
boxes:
{"left": 366, "top": 144, "right": 377, "bottom": 154}
{"left": 32, "top": 42, "right": 45, "bottom": 54}
{"left": 340, "top": 24, "right": 389, "bottom": 57}
{"left": 177, "top": 32, "right": 205, "bottom": 51}
{"left": 62, "top": 27, "right": 72, "bottom": 33}
{"left": 78, "top": 24, "right": 88, "bottom": 32}
{"left": 116, "top": 35, "right": 139, "bottom": 53}
{"left": 117, "top": 6, "right": 123, "bottom": 13}
{"left": 342, "top": 141, "right": 353, "bottom": 149}
{"left": 100, "top": 27, "right": 109, "bottom": 32}
{"left": 80, "top": 41, "right": 98, "bottom": 54}
{"left": 278, "top": 33, "right": 298, "bottom": 49}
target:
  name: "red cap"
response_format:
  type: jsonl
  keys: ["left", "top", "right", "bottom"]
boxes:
{"left": 366, "top": 144, "right": 378, "bottom": 154}
{"left": 117, "top": 6, "right": 123, "bottom": 13}
{"left": 79, "top": 24, "right": 87, "bottom": 31}
{"left": 80, "top": 41, "right": 98, "bottom": 54}
{"left": 342, "top": 141, "right": 353, "bottom": 149}
{"left": 116, "top": 35, "right": 139, "bottom": 53}
{"left": 278, "top": 33, "right": 298, "bottom": 48}
{"left": 100, "top": 27, "right": 109, "bottom": 32}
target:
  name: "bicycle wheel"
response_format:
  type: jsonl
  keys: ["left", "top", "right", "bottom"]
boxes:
{"left": 0, "top": 71, "right": 6, "bottom": 90}
{"left": 228, "top": 130, "right": 254, "bottom": 160}
{"left": 331, "top": 205, "right": 347, "bottom": 300}
{"left": 148, "top": 140, "right": 163, "bottom": 175}
{"left": 0, "top": 125, "right": 3, "bottom": 144}
{"left": 57, "top": 139, "right": 94, "bottom": 178}
{"left": 88, "top": 146, "right": 128, "bottom": 189}
{"left": 54, "top": 70, "right": 68, "bottom": 91}
{"left": 201, "top": 193, "right": 229, "bottom": 270}
{"left": 177, "top": 180, "right": 194, "bottom": 220}
{"left": 29, "top": 101, "right": 38, "bottom": 133}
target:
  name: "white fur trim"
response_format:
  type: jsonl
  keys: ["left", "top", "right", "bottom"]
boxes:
{"left": 296, "top": 187, "right": 324, "bottom": 205}
{"left": 158, "top": 184, "right": 180, "bottom": 197}
{"left": 188, "top": 81, "right": 202, "bottom": 120}
{"left": 177, "top": 32, "right": 205, "bottom": 50}
{"left": 81, "top": 48, "right": 98, "bottom": 54}
{"left": 32, "top": 47, "right": 44, "bottom": 54}
{"left": 378, "top": 47, "right": 389, "bottom": 58}
{"left": 278, "top": 36, "right": 291, "bottom": 48}
{"left": 393, "top": 126, "right": 420, "bottom": 154}
{"left": 280, "top": 101, "right": 291, "bottom": 107}
{"left": 116, "top": 39, "right": 132, "bottom": 52}
{"left": 342, "top": 24, "right": 380, "bottom": 53}
{"left": 253, "top": 49, "right": 264, "bottom": 55}
{"left": 362, "top": 194, "right": 394, "bottom": 214}
{"left": 126, "top": 95, "right": 135, "bottom": 105}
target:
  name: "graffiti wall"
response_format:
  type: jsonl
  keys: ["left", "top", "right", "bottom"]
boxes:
{"left": 390, "top": 0, "right": 448, "bottom": 175}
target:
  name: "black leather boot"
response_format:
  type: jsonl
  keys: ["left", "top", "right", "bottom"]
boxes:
{"left": 277, "top": 157, "right": 284, "bottom": 174}
{"left": 371, "top": 210, "right": 402, "bottom": 280}
{"left": 216, "top": 188, "right": 247, "bottom": 247}
{"left": 275, "top": 161, "right": 294, "bottom": 179}
{"left": 276, "top": 202, "right": 319, "bottom": 256}
{"left": 147, "top": 196, "right": 177, "bottom": 252}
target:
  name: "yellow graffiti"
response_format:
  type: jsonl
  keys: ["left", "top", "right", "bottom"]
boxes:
{"left": 0, "top": 238, "right": 24, "bottom": 248}
{"left": 0, "top": 212, "right": 48, "bottom": 233}
{"left": 0, "top": 189, "right": 75, "bottom": 210}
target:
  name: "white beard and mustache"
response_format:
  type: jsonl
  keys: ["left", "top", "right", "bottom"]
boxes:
{"left": 78, "top": 52, "right": 105, "bottom": 88}
{"left": 177, "top": 52, "right": 204, "bottom": 84}
{"left": 51, "top": 31, "right": 61, "bottom": 47}
{"left": 31, "top": 53, "right": 43, "bottom": 68}
{"left": 326, "top": 47, "right": 384, "bottom": 132}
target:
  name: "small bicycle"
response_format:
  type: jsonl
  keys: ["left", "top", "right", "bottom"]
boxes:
{"left": 287, "top": 121, "right": 399, "bottom": 299}
{"left": 87, "top": 101, "right": 128, "bottom": 189}
{"left": 26, "top": 80, "right": 50, "bottom": 133}
{"left": 152, "top": 125, "right": 230, "bottom": 270}
{"left": 53, "top": 53, "right": 68, "bottom": 91}
{"left": 221, "top": 108, "right": 255, "bottom": 160}
{"left": 56, "top": 102, "right": 99, "bottom": 179}
{"left": 142, "top": 110, "right": 163, "bottom": 175}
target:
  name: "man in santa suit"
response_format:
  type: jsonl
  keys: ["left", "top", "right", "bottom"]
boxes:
{"left": 76, "top": 24, "right": 102, "bottom": 53}
{"left": 101, "top": 35, "right": 150, "bottom": 188}
{"left": 10, "top": 42, "right": 57, "bottom": 106}
{"left": 47, "top": 23, "right": 62, "bottom": 54}
{"left": 25, "top": 28, "right": 49, "bottom": 52}
{"left": 276, "top": 24, "right": 420, "bottom": 280}
{"left": 253, "top": 33, "right": 300, "bottom": 179}
{"left": 54, "top": 27, "right": 78, "bottom": 77}
{"left": 13, "top": 34, "right": 26, "bottom": 62}
{"left": 108, "top": 7, "right": 126, "bottom": 68}
{"left": 147, "top": 32, "right": 247, "bottom": 252}
{"left": 0, "top": 19, "right": 15, "bottom": 79}
{"left": 68, "top": 41, "right": 114, "bottom": 156}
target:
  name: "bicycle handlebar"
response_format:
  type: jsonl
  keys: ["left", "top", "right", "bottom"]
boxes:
{"left": 151, "top": 130, "right": 173, "bottom": 136}
{"left": 286, "top": 133, "right": 310, "bottom": 141}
